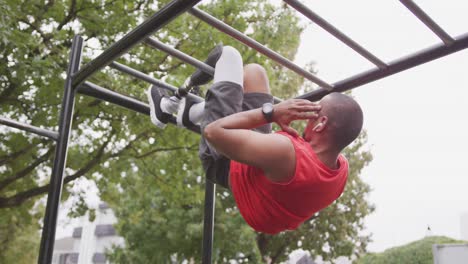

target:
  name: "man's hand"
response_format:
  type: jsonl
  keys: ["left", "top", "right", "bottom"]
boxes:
{"left": 273, "top": 99, "right": 321, "bottom": 137}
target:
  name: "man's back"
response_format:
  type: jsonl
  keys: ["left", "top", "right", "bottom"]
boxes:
{"left": 230, "top": 131, "right": 349, "bottom": 234}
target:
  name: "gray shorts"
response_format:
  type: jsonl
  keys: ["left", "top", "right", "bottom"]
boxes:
{"left": 199, "top": 81, "right": 273, "bottom": 189}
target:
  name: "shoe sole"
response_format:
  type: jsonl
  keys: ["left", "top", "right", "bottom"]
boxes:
{"left": 147, "top": 86, "right": 167, "bottom": 129}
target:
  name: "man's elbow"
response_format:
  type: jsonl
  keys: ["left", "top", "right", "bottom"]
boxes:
{"left": 203, "top": 123, "right": 219, "bottom": 143}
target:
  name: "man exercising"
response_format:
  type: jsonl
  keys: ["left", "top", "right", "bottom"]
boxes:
{"left": 147, "top": 45, "right": 363, "bottom": 234}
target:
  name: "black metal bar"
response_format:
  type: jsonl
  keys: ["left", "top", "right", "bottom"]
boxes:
{"left": 400, "top": 0, "right": 454, "bottom": 45}
{"left": 78, "top": 82, "right": 150, "bottom": 115}
{"left": 202, "top": 180, "right": 216, "bottom": 264}
{"left": 189, "top": 7, "right": 334, "bottom": 90}
{"left": 144, "top": 38, "right": 283, "bottom": 103}
{"left": 145, "top": 37, "right": 215, "bottom": 76}
{"left": 108, "top": 61, "right": 204, "bottom": 103}
{"left": 38, "top": 35, "right": 83, "bottom": 264}
{"left": 76, "top": 81, "right": 201, "bottom": 134}
{"left": 72, "top": 0, "right": 202, "bottom": 87}
{"left": 283, "top": 0, "right": 387, "bottom": 69}
{"left": 0, "top": 117, "right": 58, "bottom": 141}
{"left": 297, "top": 32, "right": 468, "bottom": 101}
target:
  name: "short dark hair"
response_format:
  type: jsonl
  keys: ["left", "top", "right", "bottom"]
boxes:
{"left": 321, "top": 93, "right": 363, "bottom": 151}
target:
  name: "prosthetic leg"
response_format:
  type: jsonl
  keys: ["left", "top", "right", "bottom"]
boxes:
{"left": 147, "top": 44, "right": 223, "bottom": 129}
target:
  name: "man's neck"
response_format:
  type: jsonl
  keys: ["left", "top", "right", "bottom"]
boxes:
{"left": 309, "top": 141, "right": 340, "bottom": 170}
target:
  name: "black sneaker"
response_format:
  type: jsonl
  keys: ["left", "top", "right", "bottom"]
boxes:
{"left": 176, "top": 95, "right": 200, "bottom": 131}
{"left": 188, "top": 43, "right": 223, "bottom": 87}
{"left": 147, "top": 85, "right": 174, "bottom": 128}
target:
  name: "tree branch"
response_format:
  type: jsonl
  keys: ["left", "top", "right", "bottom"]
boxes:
{"left": 0, "top": 133, "right": 112, "bottom": 209}
{"left": 136, "top": 144, "right": 198, "bottom": 159}
{"left": 17, "top": 18, "right": 52, "bottom": 44}
{"left": 0, "top": 125, "right": 187, "bottom": 208}
{"left": 57, "top": 0, "right": 77, "bottom": 31}
{"left": 0, "top": 74, "right": 17, "bottom": 105}
{"left": 130, "top": 0, "right": 146, "bottom": 12}
{"left": 0, "top": 148, "right": 53, "bottom": 192}
{"left": 108, "top": 130, "right": 149, "bottom": 158}
{"left": 256, "top": 233, "right": 268, "bottom": 257}
{"left": 74, "top": 0, "right": 119, "bottom": 14}
{"left": 270, "top": 243, "right": 288, "bottom": 264}
{"left": 143, "top": 36, "right": 188, "bottom": 73}
{"left": 160, "top": 61, "right": 185, "bottom": 73}
{"left": 0, "top": 140, "right": 47, "bottom": 166}
{"left": 0, "top": 184, "right": 49, "bottom": 209}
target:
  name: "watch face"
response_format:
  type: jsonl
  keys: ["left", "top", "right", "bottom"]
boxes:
{"left": 263, "top": 103, "right": 273, "bottom": 113}
{"left": 262, "top": 103, "right": 274, "bottom": 122}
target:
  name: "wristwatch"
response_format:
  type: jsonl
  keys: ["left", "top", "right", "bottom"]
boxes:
{"left": 261, "top": 102, "right": 274, "bottom": 122}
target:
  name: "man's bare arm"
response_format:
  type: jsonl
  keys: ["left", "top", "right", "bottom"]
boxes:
{"left": 203, "top": 99, "right": 320, "bottom": 182}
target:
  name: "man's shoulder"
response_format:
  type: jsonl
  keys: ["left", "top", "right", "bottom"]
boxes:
{"left": 273, "top": 131, "right": 304, "bottom": 142}
{"left": 337, "top": 154, "right": 349, "bottom": 172}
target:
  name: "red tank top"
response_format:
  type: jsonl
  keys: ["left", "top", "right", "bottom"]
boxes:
{"left": 229, "top": 131, "right": 348, "bottom": 234}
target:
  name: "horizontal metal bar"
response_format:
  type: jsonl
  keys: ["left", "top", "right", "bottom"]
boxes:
{"left": 77, "top": 82, "right": 200, "bottom": 134}
{"left": 0, "top": 117, "right": 58, "bottom": 140}
{"left": 78, "top": 81, "right": 150, "bottom": 115}
{"left": 72, "top": 0, "right": 201, "bottom": 87}
{"left": 145, "top": 37, "right": 215, "bottom": 76}
{"left": 284, "top": 0, "right": 387, "bottom": 69}
{"left": 144, "top": 38, "right": 283, "bottom": 103}
{"left": 297, "top": 32, "right": 468, "bottom": 101}
{"left": 108, "top": 61, "right": 203, "bottom": 103}
{"left": 400, "top": 0, "right": 454, "bottom": 45}
{"left": 189, "top": 7, "right": 334, "bottom": 90}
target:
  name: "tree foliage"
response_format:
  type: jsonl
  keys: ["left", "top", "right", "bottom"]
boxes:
{"left": 0, "top": 0, "right": 373, "bottom": 263}
{"left": 355, "top": 236, "right": 465, "bottom": 264}
{"left": 0, "top": 205, "right": 41, "bottom": 263}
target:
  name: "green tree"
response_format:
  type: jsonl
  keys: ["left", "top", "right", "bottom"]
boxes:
{"left": 0, "top": 205, "right": 41, "bottom": 263}
{"left": 0, "top": 0, "right": 172, "bottom": 260}
{"left": 0, "top": 0, "right": 373, "bottom": 263}
{"left": 355, "top": 236, "right": 465, "bottom": 264}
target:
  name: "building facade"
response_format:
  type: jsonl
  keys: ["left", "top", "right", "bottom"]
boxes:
{"left": 51, "top": 203, "right": 124, "bottom": 264}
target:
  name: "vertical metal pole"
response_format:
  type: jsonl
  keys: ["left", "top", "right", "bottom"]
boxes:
{"left": 38, "top": 35, "right": 83, "bottom": 264}
{"left": 202, "top": 180, "right": 216, "bottom": 264}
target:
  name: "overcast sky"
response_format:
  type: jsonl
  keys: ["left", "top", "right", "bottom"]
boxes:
{"left": 293, "top": 0, "right": 468, "bottom": 252}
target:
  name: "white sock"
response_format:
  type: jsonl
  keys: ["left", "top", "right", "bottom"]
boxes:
{"left": 161, "top": 96, "right": 180, "bottom": 115}
{"left": 189, "top": 102, "right": 205, "bottom": 125}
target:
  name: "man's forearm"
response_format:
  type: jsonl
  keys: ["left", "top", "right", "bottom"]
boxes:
{"left": 206, "top": 108, "right": 268, "bottom": 132}
{"left": 202, "top": 108, "right": 269, "bottom": 150}
{"left": 201, "top": 99, "right": 320, "bottom": 179}
{"left": 203, "top": 98, "right": 321, "bottom": 139}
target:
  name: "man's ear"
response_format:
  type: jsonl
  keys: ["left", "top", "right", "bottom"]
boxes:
{"left": 313, "top": 116, "right": 328, "bottom": 132}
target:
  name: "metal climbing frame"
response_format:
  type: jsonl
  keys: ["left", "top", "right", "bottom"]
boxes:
{"left": 0, "top": 0, "right": 467, "bottom": 263}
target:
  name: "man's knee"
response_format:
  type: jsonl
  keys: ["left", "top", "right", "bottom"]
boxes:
{"left": 243, "top": 63, "right": 270, "bottom": 94}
